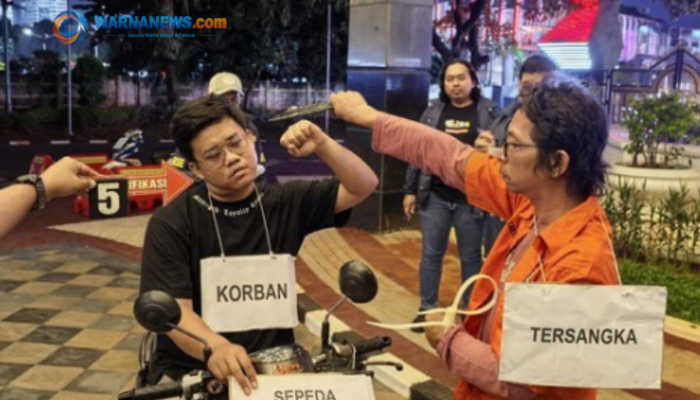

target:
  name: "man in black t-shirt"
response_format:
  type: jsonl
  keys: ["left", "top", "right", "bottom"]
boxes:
{"left": 140, "top": 96, "right": 378, "bottom": 394}
{"left": 430, "top": 102, "right": 481, "bottom": 204}
{"left": 403, "top": 60, "right": 500, "bottom": 332}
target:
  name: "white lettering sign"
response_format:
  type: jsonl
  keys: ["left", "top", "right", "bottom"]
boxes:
{"left": 200, "top": 254, "right": 298, "bottom": 332}
{"left": 229, "top": 374, "right": 375, "bottom": 400}
{"left": 500, "top": 283, "right": 666, "bottom": 389}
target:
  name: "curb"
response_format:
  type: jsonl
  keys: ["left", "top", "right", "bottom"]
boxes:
{"left": 297, "top": 292, "right": 454, "bottom": 400}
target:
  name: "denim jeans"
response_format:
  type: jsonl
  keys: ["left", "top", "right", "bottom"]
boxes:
{"left": 484, "top": 213, "right": 505, "bottom": 255}
{"left": 418, "top": 192, "right": 490, "bottom": 310}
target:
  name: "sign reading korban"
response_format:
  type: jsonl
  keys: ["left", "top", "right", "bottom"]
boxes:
{"left": 499, "top": 283, "right": 667, "bottom": 389}
{"left": 200, "top": 254, "right": 298, "bottom": 332}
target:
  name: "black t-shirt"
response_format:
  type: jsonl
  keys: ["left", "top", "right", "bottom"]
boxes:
{"left": 140, "top": 179, "right": 349, "bottom": 383}
{"left": 432, "top": 102, "right": 480, "bottom": 203}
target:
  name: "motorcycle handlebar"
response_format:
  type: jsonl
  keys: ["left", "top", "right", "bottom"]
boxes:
{"left": 332, "top": 336, "right": 392, "bottom": 358}
{"left": 118, "top": 337, "right": 393, "bottom": 400}
{"left": 117, "top": 382, "right": 183, "bottom": 400}
{"left": 117, "top": 371, "right": 220, "bottom": 400}
{"left": 353, "top": 336, "right": 392, "bottom": 356}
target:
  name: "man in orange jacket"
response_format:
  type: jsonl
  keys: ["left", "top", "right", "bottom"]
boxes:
{"left": 329, "top": 72, "right": 618, "bottom": 400}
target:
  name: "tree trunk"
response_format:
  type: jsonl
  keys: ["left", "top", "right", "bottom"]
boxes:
{"left": 432, "top": 31, "right": 451, "bottom": 63}
{"left": 589, "top": 0, "right": 623, "bottom": 89}
{"left": 243, "top": 66, "right": 264, "bottom": 111}
{"left": 162, "top": 0, "right": 178, "bottom": 104}
{"left": 136, "top": 75, "right": 141, "bottom": 107}
{"left": 468, "top": 22, "right": 490, "bottom": 69}
{"left": 434, "top": 0, "right": 489, "bottom": 64}
{"left": 165, "top": 65, "right": 177, "bottom": 104}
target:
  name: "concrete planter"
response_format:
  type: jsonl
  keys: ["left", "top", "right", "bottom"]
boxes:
{"left": 608, "top": 162, "right": 700, "bottom": 198}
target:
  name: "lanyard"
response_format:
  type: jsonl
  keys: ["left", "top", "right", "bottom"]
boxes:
{"left": 206, "top": 185, "right": 275, "bottom": 261}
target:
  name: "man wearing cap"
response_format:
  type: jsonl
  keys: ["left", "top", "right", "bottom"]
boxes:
{"left": 208, "top": 72, "right": 267, "bottom": 170}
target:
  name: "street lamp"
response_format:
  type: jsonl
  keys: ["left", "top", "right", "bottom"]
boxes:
{"left": 22, "top": 28, "right": 49, "bottom": 51}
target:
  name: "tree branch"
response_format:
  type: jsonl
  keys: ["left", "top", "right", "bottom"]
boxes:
{"left": 467, "top": 22, "right": 490, "bottom": 69}
{"left": 451, "top": 0, "right": 488, "bottom": 58}
{"left": 452, "top": 0, "right": 462, "bottom": 28}
{"left": 432, "top": 30, "right": 451, "bottom": 62}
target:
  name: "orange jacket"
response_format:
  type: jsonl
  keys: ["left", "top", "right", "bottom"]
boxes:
{"left": 456, "top": 152, "right": 620, "bottom": 400}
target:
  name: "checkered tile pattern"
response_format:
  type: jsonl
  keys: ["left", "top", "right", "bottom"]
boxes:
{"left": 0, "top": 244, "right": 143, "bottom": 400}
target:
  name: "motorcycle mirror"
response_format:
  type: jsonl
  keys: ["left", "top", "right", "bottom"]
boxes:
{"left": 134, "top": 290, "right": 182, "bottom": 333}
{"left": 339, "top": 260, "right": 378, "bottom": 304}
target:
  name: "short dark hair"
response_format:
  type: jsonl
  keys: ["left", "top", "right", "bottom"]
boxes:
{"left": 519, "top": 54, "right": 558, "bottom": 80}
{"left": 170, "top": 96, "right": 249, "bottom": 161}
{"left": 439, "top": 59, "right": 481, "bottom": 104}
{"left": 521, "top": 72, "right": 608, "bottom": 200}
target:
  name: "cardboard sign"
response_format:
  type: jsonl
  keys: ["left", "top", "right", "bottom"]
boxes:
{"left": 229, "top": 373, "right": 375, "bottom": 400}
{"left": 88, "top": 178, "right": 128, "bottom": 219}
{"left": 499, "top": 283, "right": 667, "bottom": 389}
{"left": 200, "top": 254, "right": 298, "bottom": 332}
{"left": 117, "top": 162, "right": 193, "bottom": 204}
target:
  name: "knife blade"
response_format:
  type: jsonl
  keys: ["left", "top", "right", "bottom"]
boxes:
{"left": 267, "top": 102, "right": 333, "bottom": 122}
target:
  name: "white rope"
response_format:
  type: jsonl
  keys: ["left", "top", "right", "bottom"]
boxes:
{"left": 368, "top": 274, "right": 499, "bottom": 330}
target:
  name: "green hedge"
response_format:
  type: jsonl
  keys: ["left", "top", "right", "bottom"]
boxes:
{"left": 0, "top": 106, "right": 171, "bottom": 142}
{"left": 602, "top": 179, "right": 700, "bottom": 265}
{"left": 620, "top": 258, "right": 700, "bottom": 324}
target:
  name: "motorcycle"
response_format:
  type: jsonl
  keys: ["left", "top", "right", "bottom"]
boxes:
{"left": 118, "top": 260, "right": 402, "bottom": 400}
{"left": 102, "top": 129, "right": 145, "bottom": 171}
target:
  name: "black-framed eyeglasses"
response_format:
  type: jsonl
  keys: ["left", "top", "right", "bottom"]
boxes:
{"left": 197, "top": 132, "right": 250, "bottom": 167}
{"left": 503, "top": 141, "right": 538, "bottom": 159}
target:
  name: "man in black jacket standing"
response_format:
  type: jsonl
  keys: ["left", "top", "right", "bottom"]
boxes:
{"left": 403, "top": 60, "right": 499, "bottom": 332}
{"left": 490, "top": 54, "right": 558, "bottom": 144}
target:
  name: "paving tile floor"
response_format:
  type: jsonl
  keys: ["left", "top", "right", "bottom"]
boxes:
{"left": 4, "top": 196, "right": 700, "bottom": 400}
{"left": 0, "top": 243, "right": 403, "bottom": 400}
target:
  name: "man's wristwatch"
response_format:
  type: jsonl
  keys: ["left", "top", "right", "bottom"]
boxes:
{"left": 16, "top": 174, "right": 47, "bottom": 211}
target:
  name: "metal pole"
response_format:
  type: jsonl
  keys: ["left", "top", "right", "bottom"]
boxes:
{"left": 324, "top": 1, "right": 331, "bottom": 133}
{"left": 673, "top": 49, "right": 684, "bottom": 91}
{"left": 67, "top": 0, "right": 73, "bottom": 136}
{"left": 604, "top": 69, "right": 613, "bottom": 116}
{"left": 2, "top": 0, "right": 12, "bottom": 113}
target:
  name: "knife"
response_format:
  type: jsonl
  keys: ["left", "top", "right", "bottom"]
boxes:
{"left": 267, "top": 102, "right": 333, "bottom": 122}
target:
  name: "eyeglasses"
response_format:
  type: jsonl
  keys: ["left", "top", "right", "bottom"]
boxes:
{"left": 503, "top": 141, "right": 538, "bottom": 159}
{"left": 197, "top": 133, "right": 249, "bottom": 167}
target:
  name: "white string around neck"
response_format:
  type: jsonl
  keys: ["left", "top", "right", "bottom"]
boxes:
{"left": 369, "top": 213, "right": 621, "bottom": 331}
{"left": 207, "top": 185, "right": 275, "bottom": 261}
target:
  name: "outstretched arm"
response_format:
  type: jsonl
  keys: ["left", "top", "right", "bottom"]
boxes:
{"left": 0, "top": 157, "right": 99, "bottom": 240}
{"left": 330, "top": 91, "right": 472, "bottom": 193}
{"left": 281, "top": 120, "right": 378, "bottom": 212}
{"left": 330, "top": 91, "right": 525, "bottom": 221}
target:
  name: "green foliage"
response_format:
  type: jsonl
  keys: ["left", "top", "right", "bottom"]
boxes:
{"left": 32, "top": 50, "right": 63, "bottom": 81}
{"left": 74, "top": 56, "right": 107, "bottom": 107}
{"left": 85, "top": 0, "right": 349, "bottom": 104}
{"left": 3, "top": 107, "right": 140, "bottom": 140}
{"left": 601, "top": 177, "right": 646, "bottom": 259}
{"left": 8, "top": 107, "right": 65, "bottom": 131}
{"left": 660, "top": 0, "right": 700, "bottom": 18}
{"left": 654, "top": 185, "right": 693, "bottom": 263}
{"left": 620, "top": 259, "right": 700, "bottom": 324}
{"left": 72, "top": 107, "right": 138, "bottom": 129}
{"left": 622, "top": 91, "right": 700, "bottom": 168}
{"left": 602, "top": 181, "right": 700, "bottom": 265}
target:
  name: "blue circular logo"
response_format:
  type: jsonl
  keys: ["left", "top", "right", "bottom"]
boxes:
{"left": 53, "top": 10, "right": 89, "bottom": 45}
